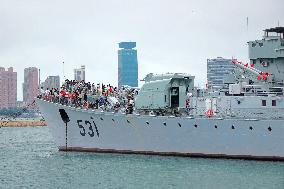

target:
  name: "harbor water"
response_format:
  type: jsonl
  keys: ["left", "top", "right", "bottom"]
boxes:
{"left": 0, "top": 127, "right": 283, "bottom": 189}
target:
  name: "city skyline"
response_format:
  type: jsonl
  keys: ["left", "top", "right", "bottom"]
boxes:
{"left": 118, "top": 42, "right": 138, "bottom": 87}
{"left": 0, "top": 67, "right": 17, "bottom": 109}
{"left": 0, "top": 0, "right": 283, "bottom": 100}
{"left": 41, "top": 75, "right": 60, "bottom": 90}
{"left": 23, "top": 67, "right": 39, "bottom": 105}
{"left": 74, "top": 65, "right": 86, "bottom": 81}
{"left": 207, "top": 57, "right": 235, "bottom": 89}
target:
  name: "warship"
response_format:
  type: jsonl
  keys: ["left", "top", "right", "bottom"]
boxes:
{"left": 36, "top": 27, "right": 284, "bottom": 160}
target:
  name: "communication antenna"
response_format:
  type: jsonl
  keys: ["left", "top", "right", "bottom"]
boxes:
{"left": 39, "top": 68, "right": 41, "bottom": 87}
{"left": 246, "top": 17, "right": 249, "bottom": 31}
{"left": 62, "top": 61, "right": 65, "bottom": 81}
{"left": 246, "top": 17, "right": 249, "bottom": 49}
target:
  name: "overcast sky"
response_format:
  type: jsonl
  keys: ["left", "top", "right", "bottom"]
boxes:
{"left": 0, "top": 0, "right": 283, "bottom": 100}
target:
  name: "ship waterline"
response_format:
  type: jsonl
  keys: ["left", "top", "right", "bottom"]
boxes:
{"left": 36, "top": 99, "right": 284, "bottom": 161}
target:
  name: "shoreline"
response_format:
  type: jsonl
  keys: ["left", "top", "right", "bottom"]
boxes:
{"left": 0, "top": 120, "right": 47, "bottom": 127}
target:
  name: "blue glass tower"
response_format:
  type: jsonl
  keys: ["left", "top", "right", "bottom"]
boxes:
{"left": 207, "top": 57, "right": 235, "bottom": 89}
{"left": 118, "top": 42, "right": 138, "bottom": 87}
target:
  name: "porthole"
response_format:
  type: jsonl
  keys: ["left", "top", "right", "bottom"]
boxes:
{"left": 194, "top": 124, "right": 197, "bottom": 128}
{"left": 178, "top": 123, "right": 181, "bottom": 127}
{"left": 231, "top": 125, "right": 235, "bottom": 129}
{"left": 163, "top": 122, "right": 167, "bottom": 126}
{"left": 268, "top": 127, "right": 272, "bottom": 132}
{"left": 249, "top": 126, "right": 253, "bottom": 130}
{"left": 214, "top": 125, "right": 217, "bottom": 129}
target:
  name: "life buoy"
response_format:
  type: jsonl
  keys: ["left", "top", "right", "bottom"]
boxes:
{"left": 205, "top": 109, "right": 214, "bottom": 117}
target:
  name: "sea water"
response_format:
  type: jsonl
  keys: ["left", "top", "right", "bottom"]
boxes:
{"left": 0, "top": 127, "right": 283, "bottom": 189}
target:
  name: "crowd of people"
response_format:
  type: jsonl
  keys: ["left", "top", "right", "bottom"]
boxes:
{"left": 38, "top": 79, "right": 138, "bottom": 113}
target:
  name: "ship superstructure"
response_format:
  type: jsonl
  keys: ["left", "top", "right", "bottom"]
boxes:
{"left": 36, "top": 27, "right": 284, "bottom": 160}
{"left": 186, "top": 27, "right": 284, "bottom": 120}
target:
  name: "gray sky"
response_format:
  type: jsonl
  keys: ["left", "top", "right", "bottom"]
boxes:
{"left": 0, "top": 0, "right": 283, "bottom": 100}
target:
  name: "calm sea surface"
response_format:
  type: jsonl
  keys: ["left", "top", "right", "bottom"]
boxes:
{"left": 0, "top": 126, "right": 283, "bottom": 189}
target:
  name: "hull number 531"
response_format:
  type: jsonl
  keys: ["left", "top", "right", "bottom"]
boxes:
{"left": 76, "top": 118, "right": 99, "bottom": 137}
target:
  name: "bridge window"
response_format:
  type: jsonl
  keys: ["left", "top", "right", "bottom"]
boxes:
{"left": 272, "top": 100, "right": 276, "bottom": 106}
{"left": 262, "top": 100, "right": 266, "bottom": 106}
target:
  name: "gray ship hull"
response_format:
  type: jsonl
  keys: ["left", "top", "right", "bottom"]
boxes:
{"left": 37, "top": 99, "right": 284, "bottom": 161}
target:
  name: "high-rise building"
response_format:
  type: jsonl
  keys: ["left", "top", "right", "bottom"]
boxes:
{"left": 74, "top": 65, "right": 85, "bottom": 81}
{"left": 207, "top": 57, "right": 235, "bottom": 89}
{"left": 23, "top": 67, "right": 39, "bottom": 105}
{"left": 41, "top": 76, "right": 60, "bottom": 90}
{"left": 0, "top": 67, "right": 17, "bottom": 109}
{"left": 118, "top": 42, "right": 138, "bottom": 87}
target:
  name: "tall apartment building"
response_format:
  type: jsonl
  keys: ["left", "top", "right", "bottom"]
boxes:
{"left": 23, "top": 67, "right": 39, "bottom": 105}
{"left": 0, "top": 67, "right": 17, "bottom": 109}
{"left": 207, "top": 57, "right": 235, "bottom": 89}
{"left": 118, "top": 42, "right": 138, "bottom": 87}
{"left": 74, "top": 65, "right": 85, "bottom": 81}
{"left": 42, "top": 76, "right": 60, "bottom": 90}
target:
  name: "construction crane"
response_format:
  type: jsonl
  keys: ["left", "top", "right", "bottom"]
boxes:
{"left": 232, "top": 59, "right": 271, "bottom": 81}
